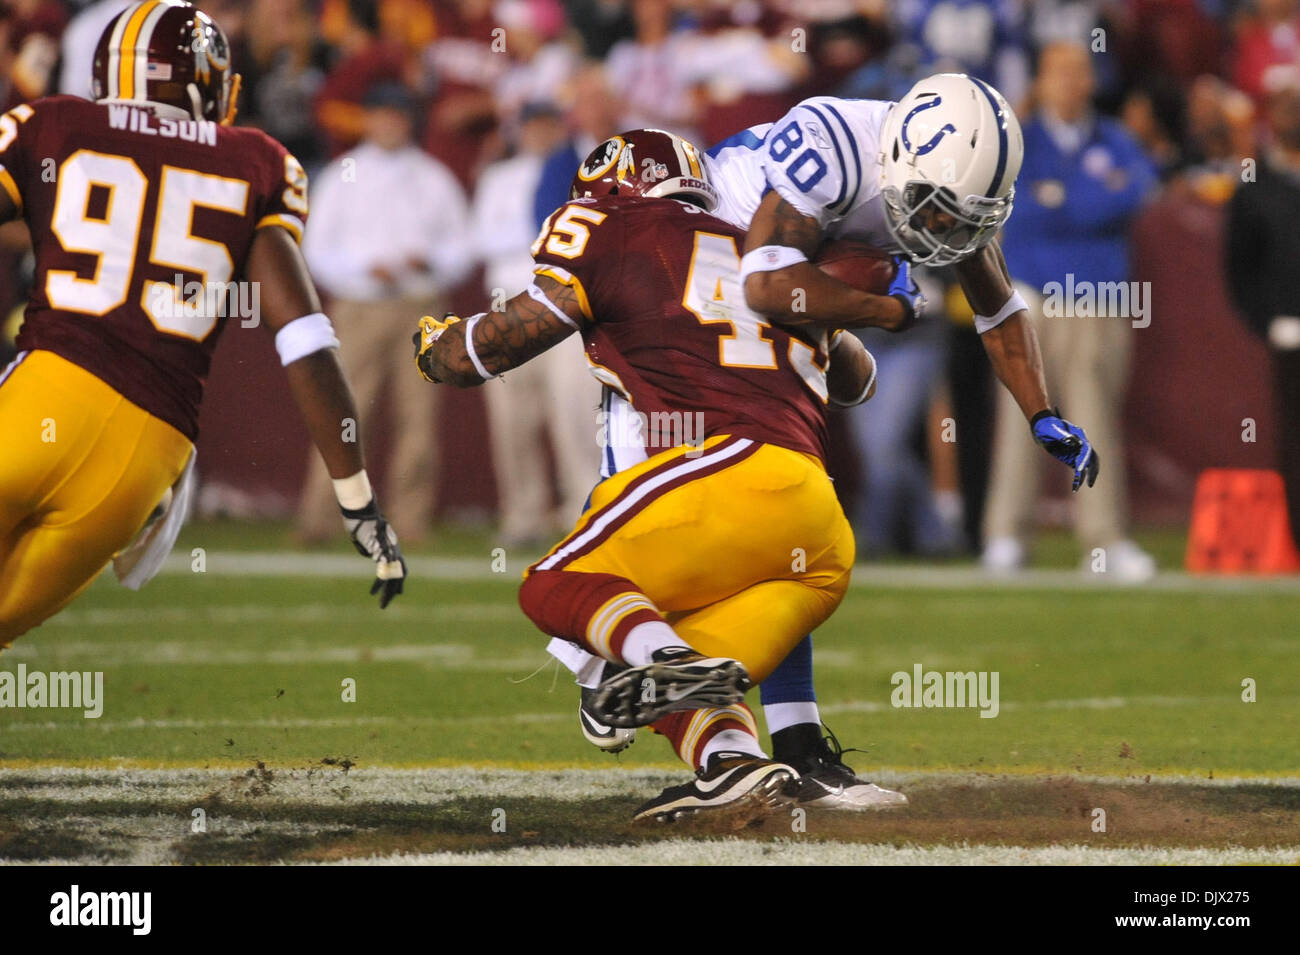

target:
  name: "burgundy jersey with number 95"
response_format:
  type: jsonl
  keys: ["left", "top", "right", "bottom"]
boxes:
{"left": 0, "top": 95, "right": 309, "bottom": 440}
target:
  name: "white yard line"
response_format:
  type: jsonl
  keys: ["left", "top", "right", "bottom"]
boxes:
{"left": 4, "top": 638, "right": 545, "bottom": 669}
{"left": 159, "top": 552, "right": 512, "bottom": 580}
{"left": 328, "top": 841, "right": 1300, "bottom": 867}
{"left": 4, "top": 767, "right": 1298, "bottom": 806}
{"left": 0, "top": 767, "right": 678, "bottom": 805}
{"left": 819, "top": 695, "right": 1248, "bottom": 716}
{"left": 0, "top": 713, "right": 568, "bottom": 733}
{"left": 148, "top": 551, "right": 1300, "bottom": 593}
{"left": 11, "top": 842, "right": 1296, "bottom": 866}
{"left": 32, "top": 603, "right": 521, "bottom": 628}
{"left": 847, "top": 564, "right": 1300, "bottom": 593}
{"left": 3, "top": 692, "right": 1292, "bottom": 734}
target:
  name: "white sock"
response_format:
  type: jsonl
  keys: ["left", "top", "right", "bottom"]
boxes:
{"left": 699, "top": 729, "right": 766, "bottom": 767}
{"left": 620, "top": 621, "right": 688, "bottom": 667}
{"left": 763, "top": 700, "right": 821, "bottom": 734}
{"left": 546, "top": 637, "right": 606, "bottom": 688}
{"left": 935, "top": 489, "right": 964, "bottom": 525}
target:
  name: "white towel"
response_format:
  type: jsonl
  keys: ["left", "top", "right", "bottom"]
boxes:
{"left": 112, "top": 448, "right": 196, "bottom": 590}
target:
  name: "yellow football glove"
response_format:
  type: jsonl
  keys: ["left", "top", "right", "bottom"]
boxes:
{"left": 413, "top": 313, "right": 462, "bottom": 383}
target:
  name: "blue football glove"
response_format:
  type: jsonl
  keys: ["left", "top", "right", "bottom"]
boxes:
{"left": 1031, "top": 409, "right": 1100, "bottom": 492}
{"left": 887, "top": 257, "right": 926, "bottom": 328}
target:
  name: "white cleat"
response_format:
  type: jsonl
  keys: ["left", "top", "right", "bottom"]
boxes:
{"left": 796, "top": 774, "right": 909, "bottom": 811}
{"left": 578, "top": 687, "right": 636, "bottom": 753}
{"left": 1085, "top": 539, "right": 1156, "bottom": 583}
{"left": 793, "top": 729, "right": 908, "bottom": 811}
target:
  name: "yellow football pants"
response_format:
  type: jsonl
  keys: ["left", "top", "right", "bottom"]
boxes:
{"left": 0, "top": 350, "right": 192, "bottom": 647}
{"left": 531, "top": 434, "right": 855, "bottom": 682}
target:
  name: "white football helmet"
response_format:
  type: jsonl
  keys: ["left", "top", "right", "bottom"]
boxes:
{"left": 879, "top": 73, "right": 1024, "bottom": 266}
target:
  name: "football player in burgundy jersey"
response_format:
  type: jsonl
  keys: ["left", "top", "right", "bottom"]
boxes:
{"left": 552, "top": 132, "right": 909, "bottom": 813}
{"left": 553, "top": 79, "right": 1100, "bottom": 812}
{"left": 415, "top": 129, "right": 885, "bottom": 820}
{"left": 0, "top": 1, "right": 404, "bottom": 646}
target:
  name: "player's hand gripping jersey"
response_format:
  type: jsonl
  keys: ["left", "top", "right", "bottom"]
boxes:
{"left": 531, "top": 194, "right": 833, "bottom": 464}
{"left": 0, "top": 95, "right": 308, "bottom": 440}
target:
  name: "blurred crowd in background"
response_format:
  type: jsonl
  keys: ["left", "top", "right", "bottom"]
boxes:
{"left": 2, "top": 0, "right": 1298, "bottom": 575}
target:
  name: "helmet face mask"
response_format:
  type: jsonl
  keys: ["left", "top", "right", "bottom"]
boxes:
{"left": 879, "top": 73, "right": 1023, "bottom": 266}
{"left": 188, "top": 14, "right": 234, "bottom": 121}
{"left": 570, "top": 129, "right": 720, "bottom": 213}
{"left": 883, "top": 180, "right": 1014, "bottom": 266}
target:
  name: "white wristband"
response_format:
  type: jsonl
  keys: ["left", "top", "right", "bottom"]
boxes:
{"left": 275, "top": 312, "right": 339, "bottom": 366}
{"left": 739, "top": 245, "right": 809, "bottom": 285}
{"left": 974, "top": 290, "right": 1028, "bottom": 334}
{"left": 333, "top": 469, "right": 373, "bottom": 510}
{"left": 830, "top": 349, "right": 876, "bottom": 408}
{"left": 1269, "top": 316, "right": 1300, "bottom": 350}
{"left": 461, "top": 313, "right": 497, "bottom": 380}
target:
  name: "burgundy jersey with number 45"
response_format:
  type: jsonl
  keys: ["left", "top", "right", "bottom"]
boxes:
{"left": 0, "top": 95, "right": 309, "bottom": 440}
{"left": 532, "top": 195, "right": 832, "bottom": 463}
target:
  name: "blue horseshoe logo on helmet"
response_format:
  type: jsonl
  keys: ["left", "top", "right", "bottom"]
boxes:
{"left": 900, "top": 96, "right": 957, "bottom": 156}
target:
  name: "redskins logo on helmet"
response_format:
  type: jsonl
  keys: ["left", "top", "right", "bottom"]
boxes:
{"left": 577, "top": 136, "right": 625, "bottom": 181}
{"left": 92, "top": 0, "right": 240, "bottom": 125}
{"left": 570, "top": 129, "right": 719, "bottom": 212}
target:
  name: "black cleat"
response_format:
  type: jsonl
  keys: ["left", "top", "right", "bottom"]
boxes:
{"left": 633, "top": 753, "right": 799, "bottom": 822}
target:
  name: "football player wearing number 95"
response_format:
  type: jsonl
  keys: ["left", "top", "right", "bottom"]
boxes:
{"left": 0, "top": 0, "right": 405, "bottom": 647}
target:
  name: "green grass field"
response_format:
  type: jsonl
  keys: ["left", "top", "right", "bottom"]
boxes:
{"left": 2, "top": 524, "right": 1298, "bottom": 864}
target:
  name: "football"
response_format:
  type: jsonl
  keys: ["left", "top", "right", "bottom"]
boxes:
{"left": 814, "top": 239, "right": 897, "bottom": 294}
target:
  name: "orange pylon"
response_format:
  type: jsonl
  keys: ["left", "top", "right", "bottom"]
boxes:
{"left": 1186, "top": 468, "right": 1300, "bottom": 573}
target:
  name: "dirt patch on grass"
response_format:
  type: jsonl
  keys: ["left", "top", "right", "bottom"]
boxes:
{"left": 3, "top": 770, "right": 1297, "bottom": 864}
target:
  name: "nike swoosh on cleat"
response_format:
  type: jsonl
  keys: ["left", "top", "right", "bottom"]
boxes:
{"left": 807, "top": 778, "right": 845, "bottom": 798}
{"left": 695, "top": 766, "right": 787, "bottom": 795}
{"left": 664, "top": 684, "right": 701, "bottom": 702}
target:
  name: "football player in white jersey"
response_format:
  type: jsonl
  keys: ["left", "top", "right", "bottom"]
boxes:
{"left": 548, "top": 73, "right": 1099, "bottom": 810}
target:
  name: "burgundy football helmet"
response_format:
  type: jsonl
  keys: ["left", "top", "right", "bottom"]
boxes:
{"left": 92, "top": 0, "right": 240, "bottom": 125}
{"left": 570, "top": 129, "right": 719, "bottom": 212}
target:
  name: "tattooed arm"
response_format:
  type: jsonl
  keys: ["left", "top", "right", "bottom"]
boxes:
{"left": 417, "top": 274, "right": 585, "bottom": 387}
{"left": 741, "top": 192, "right": 909, "bottom": 331}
